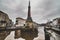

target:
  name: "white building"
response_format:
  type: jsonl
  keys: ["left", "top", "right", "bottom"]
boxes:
{"left": 15, "top": 17, "right": 26, "bottom": 28}
{"left": 52, "top": 18, "right": 60, "bottom": 28}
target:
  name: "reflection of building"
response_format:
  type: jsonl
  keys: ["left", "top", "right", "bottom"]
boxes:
{"left": 44, "top": 27, "right": 50, "bottom": 40}
{"left": 15, "top": 30, "right": 21, "bottom": 39}
{"left": 21, "top": 29, "right": 38, "bottom": 40}
{"left": 0, "top": 31, "right": 10, "bottom": 40}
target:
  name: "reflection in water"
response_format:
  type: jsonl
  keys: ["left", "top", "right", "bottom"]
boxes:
{"left": 44, "top": 27, "right": 60, "bottom": 40}
{"left": 14, "top": 30, "right": 21, "bottom": 39}
{"left": 0, "top": 27, "right": 59, "bottom": 40}
{"left": 15, "top": 29, "right": 38, "bottom": 40}
{"left": 44, "top": 27, "right": 50, "bottom": 40}
{"left": 5, "top": 27, "right": 45, "bottom": 40}
{"left": 0, "top": 31, "right": 10, "bottom": 40}
{"left": 50, "top": 31, "right": 60, "bottom": 40}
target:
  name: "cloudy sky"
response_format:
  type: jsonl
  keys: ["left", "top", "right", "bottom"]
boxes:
{"left": 0, "top": 0, "right": 60, "bottom": 24}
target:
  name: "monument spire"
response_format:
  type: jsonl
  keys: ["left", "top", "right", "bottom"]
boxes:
{"left": 27, "top": 0, "right": 32, "bottom": 22}
{"left": 28, "top": 0, "right": 31, "bottom": 17}
{"left": 25, "top": 0, "right": 34, "bottom": 29}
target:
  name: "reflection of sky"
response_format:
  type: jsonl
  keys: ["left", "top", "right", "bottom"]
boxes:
{"left": 5, "top": 31, "right": 25, "bottom": 40}
{"left": 34, "top": 27, "right": 44, "bottom": 40}
{"left": 5, "top": 27, "right": 44, "bottom": 40}
{"left": 0, "top": 0, "right": 60, "bottom": 23}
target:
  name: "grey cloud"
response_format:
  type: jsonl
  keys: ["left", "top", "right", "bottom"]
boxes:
{"left": 35, "top": 0, "right": 60, "bottom": 19}
{"left": 0, "top": 0, "right": 28, "bottom": 22}
{"left": 0, "top": 0, "right": 60, "bottom": 23}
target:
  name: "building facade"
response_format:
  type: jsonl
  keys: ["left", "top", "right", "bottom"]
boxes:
{"left": 15, "top": 17, "right": 25, "bottom": 28}
{"left": 52, "top": 18, "right": 60, "bottom": 29}
{"left": 0, "top": 11, "right": 13, "bottom": 28}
